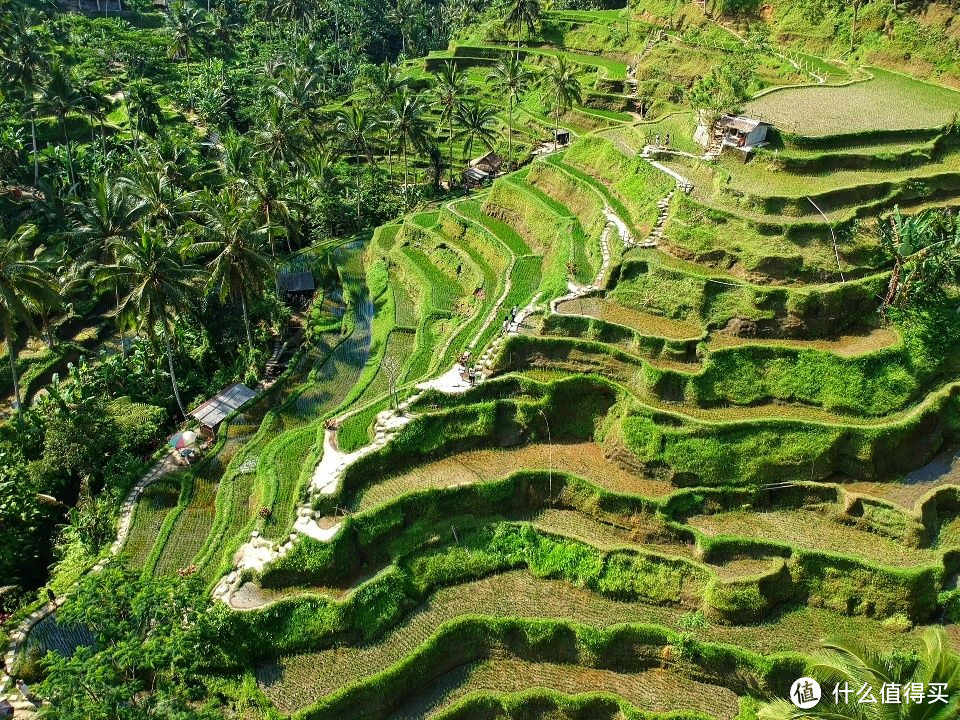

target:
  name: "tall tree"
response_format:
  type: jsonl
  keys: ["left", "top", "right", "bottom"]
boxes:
{"left": 335, "top": 104, "right": 379, "bottom": 222}
{"left": 120, "top": 150, "right": 191, "bottom": 230}
{"left": 193, "top": 187, "right": 274, "bottom": 353}
{"left": 69, "top": 176, "right": 148, "bottom": 355}
{"left": 239, "top": 161, "right": 301, "bottom": 255}
{"left": 0, "top": 224, "right": 59, "bottom": 409}
{"left": 167, "top": 1, "right": 210, "bottom": 109}
{"left": 256, "top": 96, "right": 311, "bottom": 169}
{"left": 502, "top": 0, "right": 540, "bottom": 43}
{"left": 0, "top": 10, "right": 48, "bottom": 185}
{"left": 758, "top": 628, "right": 959, "bottom": 719}
{"left": 487, "top": 52, "right": 530, "bottom": 169}
{"left": 433, "top": 61, "right": 464, "bottom": 188}
{"left": 387, "top": 91, "right": 430, "bottom": 199}
{"left": 455, "top": 99, "right": 498, "bottom": 166}
{"left": 98, "top": 228, "right": 202, "bottom": 418}
{"left": 124, "top": 78, "right": 164, "bottom": 149}
{"left": 36, "top": 60, "right": 87, "bottom": 185}
{"left": 541, "top": 56, "right": 581, "bottom": 150}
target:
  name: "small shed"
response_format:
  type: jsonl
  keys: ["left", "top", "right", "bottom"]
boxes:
{"left": 717, "top": 115, "right": 770, "bottom": 150}
{"left": 463, "top": 166, "right": 490, "bottom": 187}
{"left": 470, "top": 150, "right": 503, "bottom": 176}
{"left": 277, "top": 270, "right": 315, "bottom": 300}
{"left": 554, "top": 129, "right": 571, "bottom": 146}
{"left": 190, "top": 383, "right": 257, "bottom": 431}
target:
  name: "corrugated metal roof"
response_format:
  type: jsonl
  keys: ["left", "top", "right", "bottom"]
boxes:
{"left": 190, "top": 383, "right": 257, "bottom": 428}
{"left": 719, "top": 115, "right": 768, "bottom": 133}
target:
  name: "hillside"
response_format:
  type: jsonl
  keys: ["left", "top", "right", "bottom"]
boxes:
{"left": 3, "top": 0, "right": 960, "bottom": 719}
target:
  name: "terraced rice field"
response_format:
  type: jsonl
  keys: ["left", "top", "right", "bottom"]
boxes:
{"left": 708, "top": 326, "right": 899, "bottom": 356}
{"left": 255, "top": 570, "right": 926, "bottom": 714}
{"left": 843, "top": 445, "right": 960, "bottom": 508}
{"left": 555, "top": 296, "right": 703, "bottom": 339}
{"left": 65, "top": 16, "right": 960, "bottom": 720}
{"left": 352, "top": 441, "right": 675, "bottom": 510}
{"left": 121, "top": 479, "right": 181, "bottom": 569}
{"left": 745, "top": 68, "right": 960, "bottom": 135}
{"left": 688, "top": 508, "right": 939, "bottom": 567}
{"left": 384, "top": 661, "right": 741, "bottom": 720}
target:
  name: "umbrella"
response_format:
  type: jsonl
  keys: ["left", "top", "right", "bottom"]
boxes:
{"left": 169, "top": 430, "right": 198, "bottom": 449}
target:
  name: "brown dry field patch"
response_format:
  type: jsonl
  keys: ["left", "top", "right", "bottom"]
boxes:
{"left": 521, "top": 508, "right": 698, "bottom": 560}
{"left": 842, "top": 445, "right": 960, "bottom": 509}
{"left": 688, "top": 509, "right": 938, "bottom": 567}
{"left": 387, "top": 660, "right": 741, "bottom": 720}
{"left": 708, "top": 327, "right": 900, "bottom": 357}
{"left": 555, "top": 296, "right": 703, "bottom": 339}
{"left": 353, "top": 441, "right": 674, "bottom": 511}
{"left": 257, "top": 572, "right": 926, "bottom": 713}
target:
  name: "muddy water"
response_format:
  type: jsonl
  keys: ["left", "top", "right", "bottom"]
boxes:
{"left": 842, "top": 445, "right": 960, "bottom": 510}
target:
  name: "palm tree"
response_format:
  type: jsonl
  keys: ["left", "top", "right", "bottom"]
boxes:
{"left": 256, "top": 97, "right": 311, "bottom": 169}
{"left": 335, "top": 104, "right": 379, "bottom": 222}
{"left": 0, "top": 11, "right": 48, "bottom": 185}
{"left": 502, "top": 0, "right": 540, "bottom": 44}
{"left": 0, "top": 224, "right": 59, "bottom": 409}
{"left": 433, "top": 61, "right": 464, "bottom": 188}
{"left": 238, "top": 161, "right": 301, "bottom": 255}
{"left": 99, "top": 229, "right": 203, "bottom": 418}
{"left": 36, "top": 60, "right": 87, "bottom": 185}
{"left": 389, "top": 0, "right": 424, "bottom": 57}
{"left": 80, "top": 81, "right": 111, "bottom": 158}
{"left": 542, "top": 56, "right": 581, "bottom": 150}
{"left": 193, "top": 188, "right": 274, "bottom": 353}
{"left": 487, "top": 52, "right": 530, "bottom": 169}
{"left": 69, "top": 176, "right": 148, "bottom": 355}
{"left": 167, "top": 1, "right": 210, "bottom": 109}
{"left": 758, "top": 628, "right": 959, "bottom": 719}
{"left": 120, "top": 150, "right": 191, "bottom": 230}
{"left": 124, "top": 78, "right": 164, "bottom": 149}
{"left": 455, "top": 99, "right": 499, "bottom": 170}
{"left": 365, "top": 61, "right": 407, "bottom": 106}
{"left": 387, "top": 91, "right": 430, "bottom": 199}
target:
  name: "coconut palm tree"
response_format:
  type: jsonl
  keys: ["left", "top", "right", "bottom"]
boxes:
{"left": 0, "top": 11, "right": 49, "bottom": 185}
{"left": 433, "top": 61, "right": 465, "bottom": 188}
{"left": 69, "top": 176, "right": 149, "bottom": 355}
{"left": 335, "top": 104, "right": 379, "bottom": 222}
{"left": 0, "top": 224, "right": 59, "bottom": 410}
{"left": 124, "top": 78, "right": 164, "bottom": 149}
{"left": 193, "top": 188, "right": 274, "bottom": 353}
{"left": 256, "top": 96, "right": 311, "bottom": 169}
{"left": 387, "top": 91, "right": 430, "bottom": 199}
{"left": 758, "top": 628, "right": 959, "bottom": 719}
{"left": 167, "top": 1, "right": 210, "bottom": 109}
{"left": 502, "top": 0, "right": 540, "bottom": 43}
{"left": 389, "top": 0, "right": 424, "bottom": 57}
{"left": 36, "top": 60, "right": 87, "bottom": 185}
{"left": 487, "top": 52, "right": 530, "bottom": 169}
{"left": 238, "top": 161, "right": 302, "bottom": 255}
{"left": 542, "top": 56, "right": 581, "bottom": 150}
{"left": 364, "top": 60, "right": 408, "bottom": 106}
{"left": 80, "top": 81, "right": 111, "bottom": 159}
{"left": 455, "top": 99, "right": 499, "bottom": 168}
{"left": 119, "top": 152, "right": 190, "bottom": 230}
{"left": 99, "top": 228, "right": 203, "bottom": 418}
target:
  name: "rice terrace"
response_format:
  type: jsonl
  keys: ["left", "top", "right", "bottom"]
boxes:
{"left": 1, "top": 0, "right": 960, "bottom": 718}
